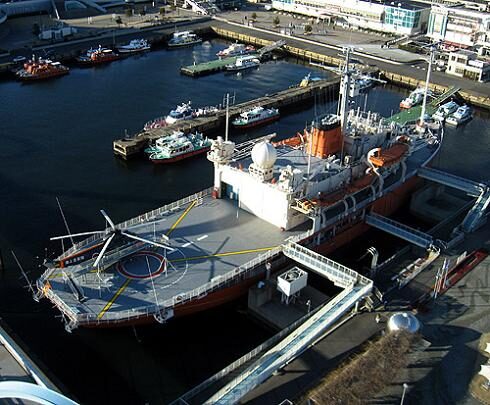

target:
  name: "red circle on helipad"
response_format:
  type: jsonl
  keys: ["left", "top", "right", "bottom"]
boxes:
{"left": 117, "top": 251, "right": 166, "bottom": 279}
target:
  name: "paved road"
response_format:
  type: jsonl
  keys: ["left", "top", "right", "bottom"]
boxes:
{"left": 210, "top": 17, "right": 490, "bottom": 100}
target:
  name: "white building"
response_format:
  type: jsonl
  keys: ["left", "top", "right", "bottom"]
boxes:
{"left": 446, "top": 49, "right": 490, "bottom": 81}
{"left": 427, "top": 5, "right": 490, "bottom": 50}
{"left": 271, "top": 0, "right": 431, "bottom": 35}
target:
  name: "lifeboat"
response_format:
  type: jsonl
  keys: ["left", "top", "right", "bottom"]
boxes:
{"left": 273, "top": 132, "right": 305, "bottom": 148}
{"left": 368, "top": 144, "right": 408, "bottom": 168}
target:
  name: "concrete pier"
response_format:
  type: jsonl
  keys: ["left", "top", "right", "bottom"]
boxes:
{"left": 0, "top": 319, "right": 59, "bottom": 390}
{"left": 113, "top": 77, "right": 340, "bottom": 159}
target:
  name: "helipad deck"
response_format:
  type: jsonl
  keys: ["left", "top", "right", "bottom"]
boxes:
{"left": 45, "top": 195, "right": 310, "bottom": 325}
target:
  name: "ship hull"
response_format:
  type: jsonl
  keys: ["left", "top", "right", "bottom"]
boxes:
{"left": 80, "top": 174, "right": 422, "bottom": 329}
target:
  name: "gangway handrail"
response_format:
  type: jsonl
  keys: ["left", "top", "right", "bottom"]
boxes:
{"left": 282, "top": 241, "right": 366, "bottom": 287}
{"left": 418, "top": 167, "right": 485, "bottom": 197}
{"left": 171, "top": 283, "right": 327, "bottom": 404}
{"left": 366, "top": 213, "right": 433, "bottom": 249}
{"left": 205, "top": 281, "right": 373, "bottom": 404}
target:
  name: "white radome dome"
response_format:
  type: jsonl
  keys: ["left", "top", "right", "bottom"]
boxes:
{"left": 387, "top": 312, "right": 421, "bottom": 334}
{"left": 251, "top": 141, "right": 277, "bottom": 169}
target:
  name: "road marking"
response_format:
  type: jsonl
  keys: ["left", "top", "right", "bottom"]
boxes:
{"left": 166, "top": 200, "right": 197, "bottom": 237}
{"left": 182, "top": 242, "right": 193, "bottom": 248}
{"left": 196, "top": 234, "right": 208, "bottom": 241}
{"left": 97, "top": 278, "right": 132, "bottom": 320}
{"left": 170, "top": 246, "right": 278, "bottom": 263}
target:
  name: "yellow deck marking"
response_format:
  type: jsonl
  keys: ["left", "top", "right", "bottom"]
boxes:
{"left": 97, "top": 278, "right": 132, "bottom": 320}
{"left": 170, "top": 246, "right": 277, "bottom": 263}
{"left": 166, "top": 200, "right": 197, "bottom": 237}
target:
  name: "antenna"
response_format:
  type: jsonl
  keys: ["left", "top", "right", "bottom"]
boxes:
{"left": 419, "top": 41, "right": 440, "bottom": 127}
{"left": 225, "top": 93, "right": 230, "bottom": 142}
{"left": 339, "top": 47, "right": 352, "bottom": 133}
{"left": 56, "top": 197, "right": 74, "bottom": 247}
{"left": 11, "top": 251, "right": 36, "bottom": 296}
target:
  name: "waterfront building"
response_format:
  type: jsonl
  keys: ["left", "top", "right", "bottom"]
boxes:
{"left": 446, "top": 49, "right": 490, "bottom": 81}
{"left": 427, "top": 5, "right": 490, "bottom": 50}
{"left": 270, "top": 0, "right": 431, "bottom": 35}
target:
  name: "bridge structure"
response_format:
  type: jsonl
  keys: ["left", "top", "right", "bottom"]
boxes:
{"left": 173, "top": 242, "right": 372, "bottom": 405}
{"left": 417, "top": 167, "right": 490, "bottom": 233}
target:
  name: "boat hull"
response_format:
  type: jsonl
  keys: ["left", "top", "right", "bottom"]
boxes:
{"left": 17, "top": 69, "right": 69, "bottom": 81}
{"left": 232, "top": 114, "right": 279, "bottom": 129}
{"left": 150, "top": 147, "right": 210, "bottom": 164}
{"left": 168, "top": 39, "right": 202, "bottom": 48}
{"left": 117, "top": 47, "right": 151, "bottom": 54}
{"left": 76, "top": 55, "right": 121, "bottom": 66}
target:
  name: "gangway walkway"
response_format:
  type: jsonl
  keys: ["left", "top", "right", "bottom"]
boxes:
{"left": 203, "top": 242, "right": 372, "bottom": 405}
{"left": 282, "top": 241, "right": 370, "bottom": 287}
{"left": 258, "top": 40, "right": 286, "bottom": 57}
{"left": 461, "top": 188, "right": 490, "bottom": 232}
{"left": 430, "top": 85, "right": 461, "bottom": 107}
{"left": 204, "top": 285, "right": 370, "bottom": 404}
{"left": 417, "top": 167, "right": 485, "bottom": 197}
{"left": 417, "top": 167, "right": 490, "bottom": 233}
{"left": 366, "top": 213, "right": 434, "bottom": 249}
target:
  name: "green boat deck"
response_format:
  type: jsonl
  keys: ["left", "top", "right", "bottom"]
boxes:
{"left": 388, "top": 85, "right": 461, "bottom": 126}
{"left": 181, "top": 56, "right": 240, "bottom": 77}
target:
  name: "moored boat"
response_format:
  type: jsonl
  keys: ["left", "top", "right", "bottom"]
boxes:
{"left": 165, "top": 101, "right": 196, "bottom": 125}
{"left": 76, "top": 46, "right": 121, "bottom": 65}
{"left": 432, "top": 100, "right": 459, "bottom": 122}
{"left": 16, "top": 57, "right": 69, "bottom": 81}
{"left": 217, "top": 42, "right": 256, "bottom": 58}
{"left": 446, "top": 105, "right": 472, "bottom": 126}
{"left": 116, "top": 39, "right": 150, "bottom": 54}
{"left": 147, "top": 132, "right": 211, "bottom": 164}
{"left": 168, "top": 31, "right": 202, "bottom": 48}
{"left": 232, "top": 106, "right": 279, "bottom": 129}
{"left": 400, "top": 88, "right": 428, "bottom": 109}
{"left": 225, "top": 55, "right": 260, "bottom": 71}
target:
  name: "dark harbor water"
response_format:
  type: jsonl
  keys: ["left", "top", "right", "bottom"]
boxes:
{"left": 1, "top": 38, "right": 489, "bottom": 404}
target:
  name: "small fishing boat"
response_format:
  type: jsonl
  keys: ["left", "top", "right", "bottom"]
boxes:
{"left": 147, "top": 132, "right": 211, "bottom": 164}
{"left": 217, "top": 43, "right": 256, "bottom": 58}
{"left": 165, "top": 101, "right": 196, "bottom": 125}
{"left": 400, "top": 88, "right": 428, "bottom": 109}
{"left": 225, "top": 55, "right": 260, "bottom": 71}
{"left": 76, "top": 46, "right": 120, "bottom": 65}
{"left": 168, "top": 31, "right": 202, "bottom": 48}
{"left": 232, "top": 106, "right": 279, "bottom": 129}
{"left": 16, "top": 56, "right": 69, "bottom": 81}
{"left": 432, "top": 101, "right": 459, "bottom": 122}
{"left": 446, "top": 105, "right": 472, "bottom": 126}
{"left": 117, "top": 39, "right": 150, "bottom": 54}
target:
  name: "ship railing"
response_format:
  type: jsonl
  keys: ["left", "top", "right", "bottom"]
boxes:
{"left": 53, "top": 228, "right": 314, "bottom": 327}
{"left": 58, "top": 188, "right": 213, "bottom": 260}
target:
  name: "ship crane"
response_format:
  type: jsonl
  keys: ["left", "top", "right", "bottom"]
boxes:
{"left": 50, "top": 210, "right": 175, "bottom": 269}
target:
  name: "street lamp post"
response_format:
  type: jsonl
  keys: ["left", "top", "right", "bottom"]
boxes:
{"left": 400, "top": 383, "right": 409, "bottom": 405}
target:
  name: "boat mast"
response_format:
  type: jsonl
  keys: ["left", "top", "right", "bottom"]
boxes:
{"left": 339, "top": 47, "right": 352, "bottom": 133}
{"left": 419, "top": 43, "right": 436, "bottom": 127}
{"left": 225, "top": 93, "right": 230, "bottom": 142}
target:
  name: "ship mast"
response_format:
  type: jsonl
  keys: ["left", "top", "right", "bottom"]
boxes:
{"left": 419, "top": 43, "right": 437, "bottom": 127}
{"left": 339, "top": 47, "right": 352, "bottom": 133}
